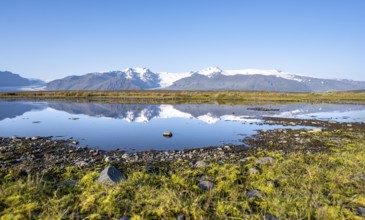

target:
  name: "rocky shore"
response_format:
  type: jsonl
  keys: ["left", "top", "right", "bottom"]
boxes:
{"left": 1, "top": 117, "right": 364, "bottom": 174}
{"left": 1, "top": 118, "right": 365, "bottom": 219}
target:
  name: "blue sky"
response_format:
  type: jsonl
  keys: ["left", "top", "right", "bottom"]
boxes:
{"left": 0, "top": 0, "right": 364, "bottom": 81}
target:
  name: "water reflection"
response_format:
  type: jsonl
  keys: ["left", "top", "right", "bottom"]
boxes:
{"left": 0, "top": 100, "right": 364, "bottom": 151}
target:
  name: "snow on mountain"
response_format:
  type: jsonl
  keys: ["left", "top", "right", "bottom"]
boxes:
{"left": 46, "top": 66, "right": 365, "bottom": 92}
{"left": 157, "top": 72, "right": 191, "bottom": 88}
{"left": 224, "top": 68, "right": 304, "bottom": 82}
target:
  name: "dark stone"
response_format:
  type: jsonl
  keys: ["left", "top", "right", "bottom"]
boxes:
{"left": 97, "top": 166, "right": 126, "bottom": 185}
{"left": 177, "top": 213, "right": 186, "bottom": 220}
{"left": 357, "top": 207, "right": 365, "bottom": 216}
{"left": 246, "top": 189, "right": 264, "bottom": 198}
{"left": 198, "top": 181, "right": 215, "bottom": 191}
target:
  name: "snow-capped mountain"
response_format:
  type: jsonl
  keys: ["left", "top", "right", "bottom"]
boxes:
{"left": 46, "top": 67, "right": 365, "bottom": 92}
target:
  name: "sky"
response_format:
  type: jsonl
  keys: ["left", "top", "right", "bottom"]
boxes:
{"left": 0, "top": 0, "right": 364, "bottom": 81}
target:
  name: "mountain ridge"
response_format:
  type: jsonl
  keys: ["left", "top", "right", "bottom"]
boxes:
{"left": 46, "top": 67, "right": 365, "bottom": 92}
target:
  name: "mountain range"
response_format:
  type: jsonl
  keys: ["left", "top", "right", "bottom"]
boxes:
{"left": 46, "top": 67, "right": 365, "bottom": 92}
{"left": 2, "top": 67, "right": 365, "bottom": 92}
{"left": 0, "top": 71, "right": 45, "bottom": 91}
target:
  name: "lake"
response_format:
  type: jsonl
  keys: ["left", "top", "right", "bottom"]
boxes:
{"left": 1, "top": 100, "right": 364, "bottom": 151}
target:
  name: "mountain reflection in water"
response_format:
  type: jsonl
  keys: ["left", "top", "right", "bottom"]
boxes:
{"left": 0, "top": 100, "right": 364, "bottom": 151}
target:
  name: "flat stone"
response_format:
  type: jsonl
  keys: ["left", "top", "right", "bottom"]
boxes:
{"left": 248, "top": 168, "right": 259, "bottom": 174}
{"left": 309, "top": 128, "right": 322, "bottom": 133}
{"left": 198, "top": 181, "right": 215, "bottom": 191}
{"left": 195, "top": 160, "right": 209, "bottom": 168}
{"left": 246, "top": 189, "right": 264, "bottom": 198}
{"left": 97, "top": 166, "right": 126, "bottom": 185}
{"left": 177, "top": 214, "right": 186, "bottom": 220}
{"left": 256, "top": 157, "right": 274, "bottom": 165}
{"left": 357, "top": 207, "right": 365, "bottom": 216}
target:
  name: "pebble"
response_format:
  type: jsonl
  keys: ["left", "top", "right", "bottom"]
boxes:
{"left": 198, "top": 181, "right": 215, "bottom": 191}
{"left": 246, "top": 189, "right": 263, "bottom": 199}
{"left": 177, "top": 214, "right": 186, "bottom": 220}
{"left": 248, "top": 167, "right": 259, "bottom": 174}
{"left": 255, "top": 157, "right": 275, "bottom": 165}
{"left": 357, "top": 207, "right": 365, "bottom": 216}
{"left": 195, "top": 160, "right": 209, "bottom": 168}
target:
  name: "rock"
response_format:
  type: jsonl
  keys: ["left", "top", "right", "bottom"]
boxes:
{"left": 104, "top": 156, "right": 112, "bottom": 163}
{"left": 195, "top": 160, "right": 209, "bottom": 168}
{"left": 177, "top": 214, "right": 186, "bottom": 220}
{"left": 75, "top": 161, "right": 89, "bottom": 168}
{"left": 121, "top": 153, "right": 129, "bottom": 159}
{"left": 347, "top": 124, "right": 352, "bottom": 127}
{"left": 351, "top": 174, "right": 365, "bottom": 181}
{"left": 31, "top": 136, "right": 39, "bottom": 140}
{"left": 264, "top": 214, "right": 279, "bottom": 220}
{"left": 357, "top": 207, "right": 365, "bottom": 216}
{"left": 71, "top": 140, "right": 79, "bottom": 145}
{"left": 198, "top": 181, "right": 215, "bottom": 191}
{"left": 223, "top": 145, "right": 231, "bottom": 150}
{"left": 163, "top": 131, "right": 173, "bottom": 137}
{"left": 246, "top": 189, "right": 264, "bottom": 198}
{"left": 248, "top": 168, "right": 259, "bottom": 174}
{"left": 118, "top": 216, "right": 131, "bottom": 220}
{"left": 256, "top": 157, "right": 274, "bottom": 165}
{"left": 97, "top": 166, "right": 126, "bottom": 185}
{"left": 309, "top": 128, "right": 322, "bottom": 133}
{"left": 217, "top": 147, "right": 223, "bottom": 151}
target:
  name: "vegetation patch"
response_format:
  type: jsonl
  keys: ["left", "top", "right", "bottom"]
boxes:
{"left": 1, "top": 124, "right": 365, "bottom": 219}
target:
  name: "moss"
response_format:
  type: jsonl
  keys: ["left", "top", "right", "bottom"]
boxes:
{"left": 1, "top": 129, "right": 365, "bottom": 219}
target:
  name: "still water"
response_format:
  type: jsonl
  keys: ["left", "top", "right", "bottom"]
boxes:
{"left": 0, "top": 101, "right": 364, "bottom": 151}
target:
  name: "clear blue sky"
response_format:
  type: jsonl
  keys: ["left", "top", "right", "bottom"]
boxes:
{"left": 1, "top": 0, "right": 364, "bottom": 81}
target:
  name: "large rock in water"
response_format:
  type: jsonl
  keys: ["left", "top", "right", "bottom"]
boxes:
{"left": 97, "top": 166, "right": 126, "bottom": 185}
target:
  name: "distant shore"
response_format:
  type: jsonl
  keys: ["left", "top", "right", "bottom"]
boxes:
{"left": 1, "top": 90, "right": 365, "bottom": 104}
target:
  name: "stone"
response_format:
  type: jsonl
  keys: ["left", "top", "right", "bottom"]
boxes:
{"left": 309, "top": 128, "right": 322, "bottom": 133}
{"left": 71, "top": 140, "right": 79, "bottom": 145}
{"left": 246, "top": 189, "right": 264, "bottom": 199}
{"left": 255, "top": 157, "right": 274, "bottom": 165}
{"left": 75, "top": 161, "right": 89, "bottom": 168}
{"left": 31, "top": 136, "right": 39, "bottom": 141}
{"left": 177, "top": 214, "right": 186, "bottom": 220}
{"left": 357, "top": 207, "right": 365, "bottom": 216}
{"left": 104, "top": 156, "right": 112, "bottom": 163}
{"left": 118, "top": 216, "right": 131, "bottom": 220}
{"left": 97, "top": 166, "right": 126, "bottom": 185}
{"left": 198, "top": 181, "right": 215, "bottom": 191}
{"left": 248, "top": 168, "right": 259, "bottom": 174}
{"left": 264, "top": 214, "right": 278, "bottom": 220}
{"left": 223, "top": 145, "right": 231, "bottom": 150}
{"left": 163, "top": 131, "right": 173, "bottom": 137}
{"left": 121, "top": 153, "right": 129, "bottom": 159}
{"left": 195, "top": 160, "right": 209, "bottom": 168}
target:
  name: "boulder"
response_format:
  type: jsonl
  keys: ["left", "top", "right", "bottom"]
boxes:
{"left": 255, "top": 157, "right": 274, "bottom": 165}
{"left": 195, "top": 160, "right": 209, "bottom": 168}
{"left": 97, "top": 166, "right": 126, "bottom": 185}
{"left": 163, "top": 131, "right": 173, "bottom": 137}
{"left": 198, "top": 181, "right": 215, "bottom": 191}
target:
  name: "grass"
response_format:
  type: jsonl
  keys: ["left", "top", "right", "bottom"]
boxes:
{"left": 1, "top": 90, "right": 365, "bottom": 104}
{"left": 1, "top": 130, "right": 365, "bottom": 219}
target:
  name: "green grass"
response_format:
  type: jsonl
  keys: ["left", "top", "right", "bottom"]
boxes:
{"left": 1, "top": 90, "right": 365, "bottom": 104}
{"left": 1, "top": 130, "right": 365, "bottom": 219}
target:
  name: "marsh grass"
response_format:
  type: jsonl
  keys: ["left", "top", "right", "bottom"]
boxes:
{"left": 1, "top": 90, "right": 365, "bottom": 104}
{"left": 1, "top": 129, "right": 365, "bottom": 219}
